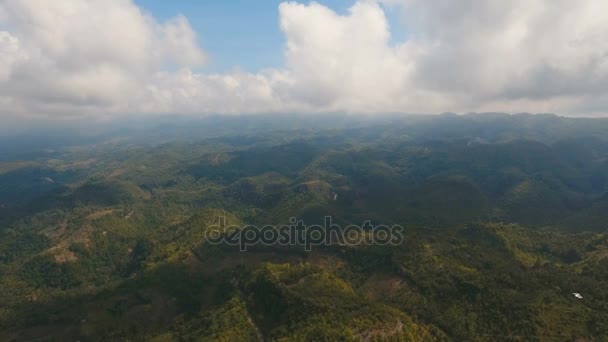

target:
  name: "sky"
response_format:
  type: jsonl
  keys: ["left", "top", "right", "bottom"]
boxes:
{"left": 133, "top": 0, "right": 385, "bottom": 73}
{"left": 1, "top": 0, "right": 608, "bottom": 126}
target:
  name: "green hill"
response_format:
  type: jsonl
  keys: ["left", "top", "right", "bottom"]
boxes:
{"left": 2, "top": 114, "right": 608, "bottom": 340}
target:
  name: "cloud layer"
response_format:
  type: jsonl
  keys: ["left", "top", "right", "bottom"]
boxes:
{"left": 1, "top": 0, "right": 608, "bottom": 120}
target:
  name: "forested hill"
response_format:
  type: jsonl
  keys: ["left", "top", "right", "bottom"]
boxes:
{"left": 1, "top": 113, "right": 608, "bottom": 340}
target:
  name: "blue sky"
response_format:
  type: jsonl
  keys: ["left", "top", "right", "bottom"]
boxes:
{"left": 134, "top": 0, "right": 403, "bottom": 73}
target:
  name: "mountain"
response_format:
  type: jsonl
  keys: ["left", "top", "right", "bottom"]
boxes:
{"left": 1, "top": 113, "right": 608, "bottom": 340}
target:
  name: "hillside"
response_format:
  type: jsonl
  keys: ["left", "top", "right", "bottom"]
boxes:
{"left": 1, "top": 114, "right": 608, "bottom": 341}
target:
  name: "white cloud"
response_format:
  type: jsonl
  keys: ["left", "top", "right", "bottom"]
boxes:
{"left": 278, "top": 1, "right": 411, "bottom": 111}
{"left": 0, "top": 31, "right": 24, "bottom": 81}
{"left": 0, "top": 0, "right": 608, "bottom": 119}
{"left": 379, "top": 0, "right": 608, "bottom": 114}
{"left": 135, "top": 69, "right": 291, "bottom": 114}
{"left": 0, "top": 0, "right": 205, "bottom": 118}
{"left": 159, "top": 15, "right": 206, "bottom": 68}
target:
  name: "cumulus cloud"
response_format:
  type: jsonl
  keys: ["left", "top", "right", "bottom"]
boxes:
{"left": 382, "top": 0, "right": 608, "bottom": 114}
{"left": 0, "top": 0, "right": 205, "bottom": 118}
{"left": 278, "top": 1, "right": 431, "bottom": 112}
{"left": 0, "top": 0, "right": 607, "bottom": 119}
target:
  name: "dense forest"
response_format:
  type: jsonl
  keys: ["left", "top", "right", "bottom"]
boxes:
{"left": 1, "top": 113, "right": 608, "bottom": 341}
